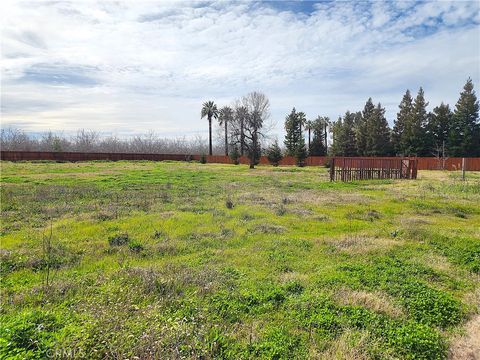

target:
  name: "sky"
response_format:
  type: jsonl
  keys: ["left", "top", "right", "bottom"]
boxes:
{"left": 1, "top": 0, "right": 480, "bottom": 140}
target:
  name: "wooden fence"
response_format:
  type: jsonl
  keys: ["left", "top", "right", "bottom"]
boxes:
{"left": 330, "top": 157, "right": 418, "bottom": 181}
{"left": 1, "top": 151, "right": 479, "bottom": 171}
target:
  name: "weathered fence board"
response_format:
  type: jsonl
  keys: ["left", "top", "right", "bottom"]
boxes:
{"left": 1, "top": 151, "right": 479, "bottom": 171}
{"left": 329, "top": 157, "right": 418, "bottom": 181}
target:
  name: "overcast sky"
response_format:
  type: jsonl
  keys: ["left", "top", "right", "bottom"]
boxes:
{"left": 1, "top": 0, "right": 479, "bottom": 139}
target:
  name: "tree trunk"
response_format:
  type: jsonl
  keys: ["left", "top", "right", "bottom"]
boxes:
{"left": 324, "top": 122, "right": 328, "bottom": 153}
{"left": 224, "top": 122, "right": 228, "bottom": 156}
{"left": 308, "top": 129, "right": 311, "bottom": 150}
{"left": 208, "top": 116, "right": 212, "bottom": 156}
{"left": 240, "top": 119, "right": 244, "bottom": 156}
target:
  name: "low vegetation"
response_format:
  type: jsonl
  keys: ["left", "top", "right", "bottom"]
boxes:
{"left": 1, "top": 161, "right": 479, "bottom": 359}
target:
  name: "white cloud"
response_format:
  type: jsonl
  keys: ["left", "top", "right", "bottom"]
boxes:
{"left": 1, "top": 0, "right": 479, "bottom": 138}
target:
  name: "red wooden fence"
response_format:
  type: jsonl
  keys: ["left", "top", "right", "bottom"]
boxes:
{"left": 329, "top": 157, "right": 418, "bottom": 181}
{"left": 1, "top": 151, "right": 479, "bottom": 171}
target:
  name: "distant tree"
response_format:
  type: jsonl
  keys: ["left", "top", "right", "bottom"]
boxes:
{"left": 448, "top": 78, "right": 479, "bottom": 156}
{"left": 392, "top": 90, "right": 414, "bottom": 155}
{"left": 229, "top": 145, "right": 240, "bottom": 165}
{"left": 410, "top": 87, "right": 429, "bottom": 155}
{"left": 230, "top": 92, "right": 271, "bottom": 168}
{"left": 356, "top": 98, "right": 374, "bottom": 156}
{"left": 295, "top": 135, "right": 308, "bottom": 166}
{"left": 366, "top": 103, "right": 392, "bottom": 156}
{"left": 284, "top": 108, "right": 305, "bottom": 156}
{"left": 233, "top": 105, "right": 248, "bottom": 156}
{"left": 330, "top": 117, "right": 344, "bottom": 156}
{"left": 74, "top": 129, "right": 99, "bottom": 152}
{"left": 342, "top": 111, "right": 358, "bottom": 156}
{"left": 330, "top": 112, "right": 357, "bottom": 156}
{"left": 309, "top": 116, "right": 327, "bottom": 156}
{"left": 201, "top": 101, "right": 219, "bottom": 156}
{"left": 427, "top": 102, "right": 452, "bottom": 155}
{"left": 305, "top": 120, "right": 313, "bottom": 150}
{"left": 218, "top": 106, "right": 233, "bottom": 156}
{"left": 266, "top": 140, "right": 283, "bottom": 166}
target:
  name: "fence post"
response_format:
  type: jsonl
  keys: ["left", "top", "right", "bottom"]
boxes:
{"left": 462, "top": 158, "right": 466, "bottom": 180}
{"left": 330, "top": 158, "right": 335, "bottom": 181}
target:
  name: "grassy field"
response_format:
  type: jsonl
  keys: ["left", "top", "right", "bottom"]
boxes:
{"left": 1, "top": 161, "right": 479, "bottom": 359}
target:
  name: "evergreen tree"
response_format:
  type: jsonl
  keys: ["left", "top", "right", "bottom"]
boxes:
{"left": 229, "top": 145, "right": 240, "bottom": 165}
{"left": 448, "top": 78, "right": 480, "bottom": 156}
{"left": 392, "top": 90, "right": 413, "bottom": 155}
{"left": 409, "top": 87, "right": 429, "bottom": 155}
{"left": 266, "top": 140, "right": 283, "bottom": 166}
{"left": 309, "top": 116, "right": 327, "bottom": 156}
{"left": 330, "top": 112, "right": 357, "bottom": 156}
{"left": 356, "top": 98, "right": 374, "bottom": 156}
{"left": 295, "top": 135, "right": 308, "bottom": 166}
{"left": 342, "top": 111, "right": 358, "bottom": 156}
{"left": 427, "top": 103, "right": 452, "bottom": 154}
{"left": 366, "top": 103, "right": 392, "bottom": 156}
{"left": 284, "top": 108, "right": 303, "bottom": 156}
{"left": 330, "top": 117, "right": 345, "bottom": 156}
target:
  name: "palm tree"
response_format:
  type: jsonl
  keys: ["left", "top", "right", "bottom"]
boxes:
{"left": 218, "top": 106, "right": 233, "bottom": 156}
{"left": 235, "top": 106, "right": 248, "bottom": 156}
{"left": 201, "top": 101, "right": 219, "bottom": 156}
{"left": 305, "top": 120, "right": 313, "bottom": 150}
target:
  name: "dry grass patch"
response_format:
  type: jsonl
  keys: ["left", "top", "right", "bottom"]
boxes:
{"left": 278, "top": 271, "right": 309, "bottom": 284}
{"left": 333, "top": 288, "right": 404, "bottom": 318}
{"left": 293, "top": 189, "right": 371, "bottom": 206}
{"left": 449, "top": 315, "right": 480, "bottom": 360}
{"left": 315, "top": 329, "right": 373, "bottom": 360}
{"left": 326, "top": 235, "right": 402, "bottom": 254}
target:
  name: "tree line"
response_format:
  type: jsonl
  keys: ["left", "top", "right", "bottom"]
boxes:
{"left": 329, "top": 78, "right": 479, "bottom": 158}
{"left": 2, "top": 79, "right": 478, "bottom": 166}
{"left": 202, "top": 79, "right": 478, "bottom": 168}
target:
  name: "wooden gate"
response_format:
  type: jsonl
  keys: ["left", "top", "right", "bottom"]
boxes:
{"left": 330, "top": 157, "right": 418, "bottom": 181}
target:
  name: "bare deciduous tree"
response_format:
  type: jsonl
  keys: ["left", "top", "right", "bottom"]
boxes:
{"left": 230, "top": 91, "right": 272, "bottom": 168}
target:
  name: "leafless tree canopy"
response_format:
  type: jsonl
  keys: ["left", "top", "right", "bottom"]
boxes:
{"left": 1, "top": 128, "right": 212, "bottom": 154}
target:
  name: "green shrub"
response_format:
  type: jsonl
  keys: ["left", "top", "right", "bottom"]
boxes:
{"left": 229, "top": 146, "right": 240, "bottom": 165}
{"left": 266, "top": 141, "right": 283, "bottom": 166}
{"left": 249, "top": 327, "right": 306, "bottom": 359}
{"left": 108, "top": 233, "right": 129, "bottom": 246}
{"left": 128, "top": 240, "right": 144, "bottom": 253}
{"left": 0, "top": 310, "right": 61, "bottom": 359}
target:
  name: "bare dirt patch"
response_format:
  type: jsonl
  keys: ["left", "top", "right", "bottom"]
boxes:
{"left": 449, "top": 315, "right": 480, "bottom": 360}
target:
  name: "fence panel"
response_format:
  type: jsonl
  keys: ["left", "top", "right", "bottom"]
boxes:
{"left": 1, "top": 151, "right": 479, "bottom": 171}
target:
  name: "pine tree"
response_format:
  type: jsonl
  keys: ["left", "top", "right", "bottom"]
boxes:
{"left": 392, "top": 90, "right": 413, "bottom": 155}
{"left": 343, "top": 112, "right": 358, "bottom": 156}
{"left": 448, "top": 78, "right": 479, "bottom": 156}
{"left": 330, "top": 117, "right": 345, "bottom": 156}
{"left": 266, "top": 140, "right": 283, "bottom": 166}
{"left": 331, "top": 112, "right": 357, "bottom": 156}
{"left": 295, "top": 135, "right": 308, "bottom": 166}
{"left": 284, "top": 108, "right": 303, "bottom": 156}
{"left": 356, "top": 98, "right": 374, "bottom": 156}
{"left": 409, "top": 87, "right": 429, "bottom": 155}
{"left": 427, "top": 103, "right": 452, "bottom": 154}
{"left": 309, "top": 116, "right": 327, "bottom": 156}
{"left": 366, "top": 103, "right": 392, "bottom": 156}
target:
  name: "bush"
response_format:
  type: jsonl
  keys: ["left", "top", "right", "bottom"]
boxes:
{"left": 108, "top": 233, "right": 129, "bottom": 246}
{"left": 128, "top": 240, "right": 144, "bottom": 253}
{"left": 295, "top": 139, "right": 308, "bottom": 167}
{"left": 200, "top": 154, "right": 207, "bottom": 164}
{"left": 0, "top": 310, "right": 61, "bottom": 359}
{"left": 229, "top": 146, "right": 240, "bottom": 165}
{"left": 266, "top": 141, "right": 283, "bottom": 166}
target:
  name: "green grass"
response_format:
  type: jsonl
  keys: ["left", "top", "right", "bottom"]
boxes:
{"left": 1, "top": 161, "right": 479, "bottom": 359}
